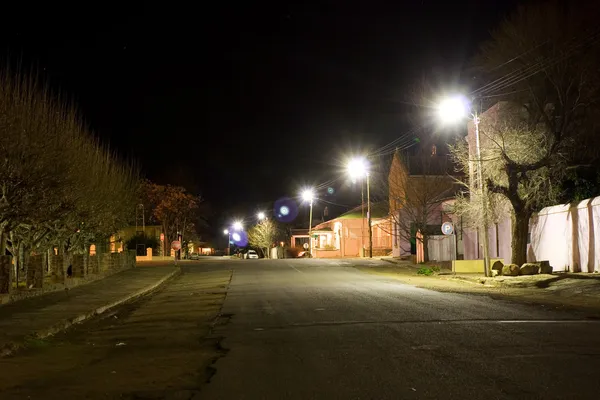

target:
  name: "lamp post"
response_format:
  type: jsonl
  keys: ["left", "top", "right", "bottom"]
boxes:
{"left": 257, "top": 212, "right": 266, "bottom": 221}
{"left": 302, "top": 189, "right": 314, "bottom": 256}
{"left": 223, "top": 229, "right": 230, "bottom": 256}
{"left": 348, "top": 157, "right": 372, "bottom": 258}
{"left": 438, "top": 96, "right": 490, "bottom": 277}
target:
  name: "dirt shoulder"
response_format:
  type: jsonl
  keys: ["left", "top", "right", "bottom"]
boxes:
{"left": 0, "top": 268, "right": 233, "bottom": 399}
{"left": 357, "top": 264, "right": 600, "bottom": 317}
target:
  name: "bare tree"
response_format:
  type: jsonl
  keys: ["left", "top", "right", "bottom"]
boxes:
{"left": 0, "top": 67, "right": 139, "bottom": 284}
{"left": 463, "top": 1, "right": 600, "bottom": 265}
{"left": 387, "top": 149, "right": 458, "bottom": 261}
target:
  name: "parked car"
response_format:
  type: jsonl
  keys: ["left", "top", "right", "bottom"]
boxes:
{"left": 245, "top": 250, "right": 259, "bottom": 259}
{"left": 188, "top": 253, "right": 201, "bottom": 260}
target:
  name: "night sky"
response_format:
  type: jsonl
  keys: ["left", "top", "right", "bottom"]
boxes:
{"left": 0, "top": 1, "right": 525, "bottom": 233}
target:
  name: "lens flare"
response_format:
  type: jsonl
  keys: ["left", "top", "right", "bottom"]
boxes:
{"left": 231, "top": 231, "right": 248, "bottom": 247}
{"left": 274, "top": 197, "right": 298, "bottom": 223}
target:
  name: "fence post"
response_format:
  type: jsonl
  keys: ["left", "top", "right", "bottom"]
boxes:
{"left": 0, "top": 255, "right": 13, "bottom": 294}
{"left": 27, "top": 255, "right": 44, "bottom": 289}
{"left": 52, "top": 255, "right": 65, "bottom": 283}
{"left": 72, "top": 254, "right": 85, "bottom": 278}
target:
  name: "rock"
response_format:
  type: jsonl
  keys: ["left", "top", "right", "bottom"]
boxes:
{"left": 520, "top": 263, "right": 540, "bottom": 275}
{"left": 491, "top": 269, "right": 499, "bottom": 277}
{"left": 539, "top": 264, "right": 553, "bottom": 274}
{"left": 502, "top": 264, "right": 520, "bottom": 276}
{"left": 491, "top": 261, "right": 504, "bottom": 275}
{"left": 534, "top": 260, "right": 553, "bottom": 274}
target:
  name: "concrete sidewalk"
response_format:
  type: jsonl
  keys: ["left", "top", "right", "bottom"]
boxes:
{"left": 0, "top": 265, "right": 179, "bottom": 357}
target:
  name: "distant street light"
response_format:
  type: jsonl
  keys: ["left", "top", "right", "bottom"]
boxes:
{"left": 257, "top": 212, "right": 266, "bottom": 221}
{"left": 233, "top": 221, "right": 243, "bottom": 231}
{"left": 302, "top": 189, "right": 314, "bottom": 256}
{"left": 438, "top": 95, "right": 490, "bottom": 277}
{"left": 347, "top": 157, "right": 372, "bottom": 258}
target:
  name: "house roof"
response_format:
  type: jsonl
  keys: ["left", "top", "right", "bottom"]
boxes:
{"left": 336, "top": 202, "right": 388, "bottom": 220}
{"left": 312, "top": 227, "right": 333, "bottom": 232}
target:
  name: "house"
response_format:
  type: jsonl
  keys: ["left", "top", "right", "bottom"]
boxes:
{"left": 310, "top": 203, "right": 392, "bottom": 258}
{"left": 388, "top": 146, "right": 463, "bottom": 260}
{"left": 290, "top": 228, "right": 310, "bottom": 249}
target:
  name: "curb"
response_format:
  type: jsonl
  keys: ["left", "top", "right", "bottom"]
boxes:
{"left": 1, "top": 267, "right": 182, "bottom": 358}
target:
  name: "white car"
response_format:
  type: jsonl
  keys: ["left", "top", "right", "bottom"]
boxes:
{"left": 245, "top": 250, "right": 259, "bottom": 259}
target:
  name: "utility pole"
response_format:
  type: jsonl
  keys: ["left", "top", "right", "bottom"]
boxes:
{"left": 361, "top": 183, "right": 365, "bottom": 257}
{"left": 308, "top": 198, "right": 313, "bottom": 257}
{"left": 367, "top": 172, "right": 372, "bottom": 258}
{"left": 474, "top": 112, "right": 491, "bottom": 276}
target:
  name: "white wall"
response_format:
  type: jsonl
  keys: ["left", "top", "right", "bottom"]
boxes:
{"left": 530, "top": 198, "right": 600, "bottom": 272}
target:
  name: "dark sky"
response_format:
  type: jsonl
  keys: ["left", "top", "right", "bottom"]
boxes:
{"left": 0, "top": 1, "right": 524, "bottom": 231}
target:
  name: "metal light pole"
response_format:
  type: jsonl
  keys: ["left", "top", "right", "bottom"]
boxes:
{"left": 302, "top": 189, "right": 315, "bottom": 257}
{"left": 308, "top": 199, "right": 313, "bottom": 256}
{"left": 474, "top": 112, "right": 491, "bottom": 276}
{"left": 224, "top": 229, "right": 231, "bottom": 256}
{"left": 366, "top": 172, "right": 372, "bottom": 258}
{"left": 348, "top": 157, "right": 372, "bottom": 258}
{"left": 438, "top": 96, "right": 490, "bottom": 276}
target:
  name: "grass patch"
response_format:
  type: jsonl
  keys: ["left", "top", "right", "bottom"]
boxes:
{"left": 23, "top": 337, "right": 52, "bottom": 349}
{"left": 416, "top": 265, "right": 441, "bottom": 276}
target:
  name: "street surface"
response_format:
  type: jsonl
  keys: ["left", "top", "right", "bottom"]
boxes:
{"left": 2, "top": 258, "right": 600, "bottom": 399}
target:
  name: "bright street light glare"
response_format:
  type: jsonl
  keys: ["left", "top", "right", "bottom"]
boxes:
{"left": 233, "top": 221, "right": 243, "bottom": 231}
{"left": 437, "top": 95, "right": 468, "bottom": 124}
{"left": 232, "top": 232, "right": 241, "bottom": 242}
{"left": 347, "top": 157, "right": 368, "bottom": 180}
{"left": 257, "top": 212, "right": 266, "bottom": 220}
{"left": 301, "top": 189, "right": 314, "bottom": 202}
{"left": 223, "top": 229, "right": 229, "bottom": 235}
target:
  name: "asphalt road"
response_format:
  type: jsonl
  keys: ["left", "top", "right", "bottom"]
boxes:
{"left": 202, "top": 258, "right": 600, "bottom": 400}
{"left": 2, "top": 258, "right": 600, "bottom": 399}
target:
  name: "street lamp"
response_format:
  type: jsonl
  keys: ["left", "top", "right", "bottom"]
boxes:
{"left": 302, "top": 189, "right": 314, "bottom": 256}
{"left": 347, "top": 157, "right": 372, "bottom": 258}
{"left": 233, "top": 221, "right": 243, "bottom": 231}
{"left": 438, "top": 95, "right": 490, "bottom": 277}
{"left": 257, "top": 212, "right": 266, "bottom": 221}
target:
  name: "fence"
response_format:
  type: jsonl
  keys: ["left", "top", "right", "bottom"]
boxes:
{"left": 416, "top": 231, "right": 457, "bottom": 263}
{"left": 0, "top": 250, "right": 137, "bottom": 301}
{"left": 529, "top": 197, "right": 600, "bottom": 272}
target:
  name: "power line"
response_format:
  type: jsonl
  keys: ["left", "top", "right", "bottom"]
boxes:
{"left": 472, "top": 27, "right": 600, "bottom": 97}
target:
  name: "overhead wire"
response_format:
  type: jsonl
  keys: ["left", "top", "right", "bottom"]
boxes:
{"left": 472, "top": 26, "right": 600, "bottom": 97}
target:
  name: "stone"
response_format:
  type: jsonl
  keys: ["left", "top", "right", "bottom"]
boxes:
{"left": 491, "top": 261, "right": 504, "bottom": 275}
{"left": 520, "top": 263, "right": 540, "bottom": 275}
{"left": 534, "top": 260, "right": 553, "bottom": 274}
{"left": 502, "top": 264, "right": 520, "bottom": 276}
{"left": 491, "top": 269, "right": 499, "bottom": 277}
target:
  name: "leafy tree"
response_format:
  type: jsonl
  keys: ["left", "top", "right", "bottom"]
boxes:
{"left": 247, "top": 219, "right": 279, "bottom": 259}
{"left": 141, "top": 181, "right": 202, "bottom": 255}
{"left": 459, "top": 1, "right": 600, "bottom": 265}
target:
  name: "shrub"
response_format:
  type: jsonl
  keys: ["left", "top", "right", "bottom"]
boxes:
{"left": 417, "top": 267, "right": 435, "bottom": 276}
